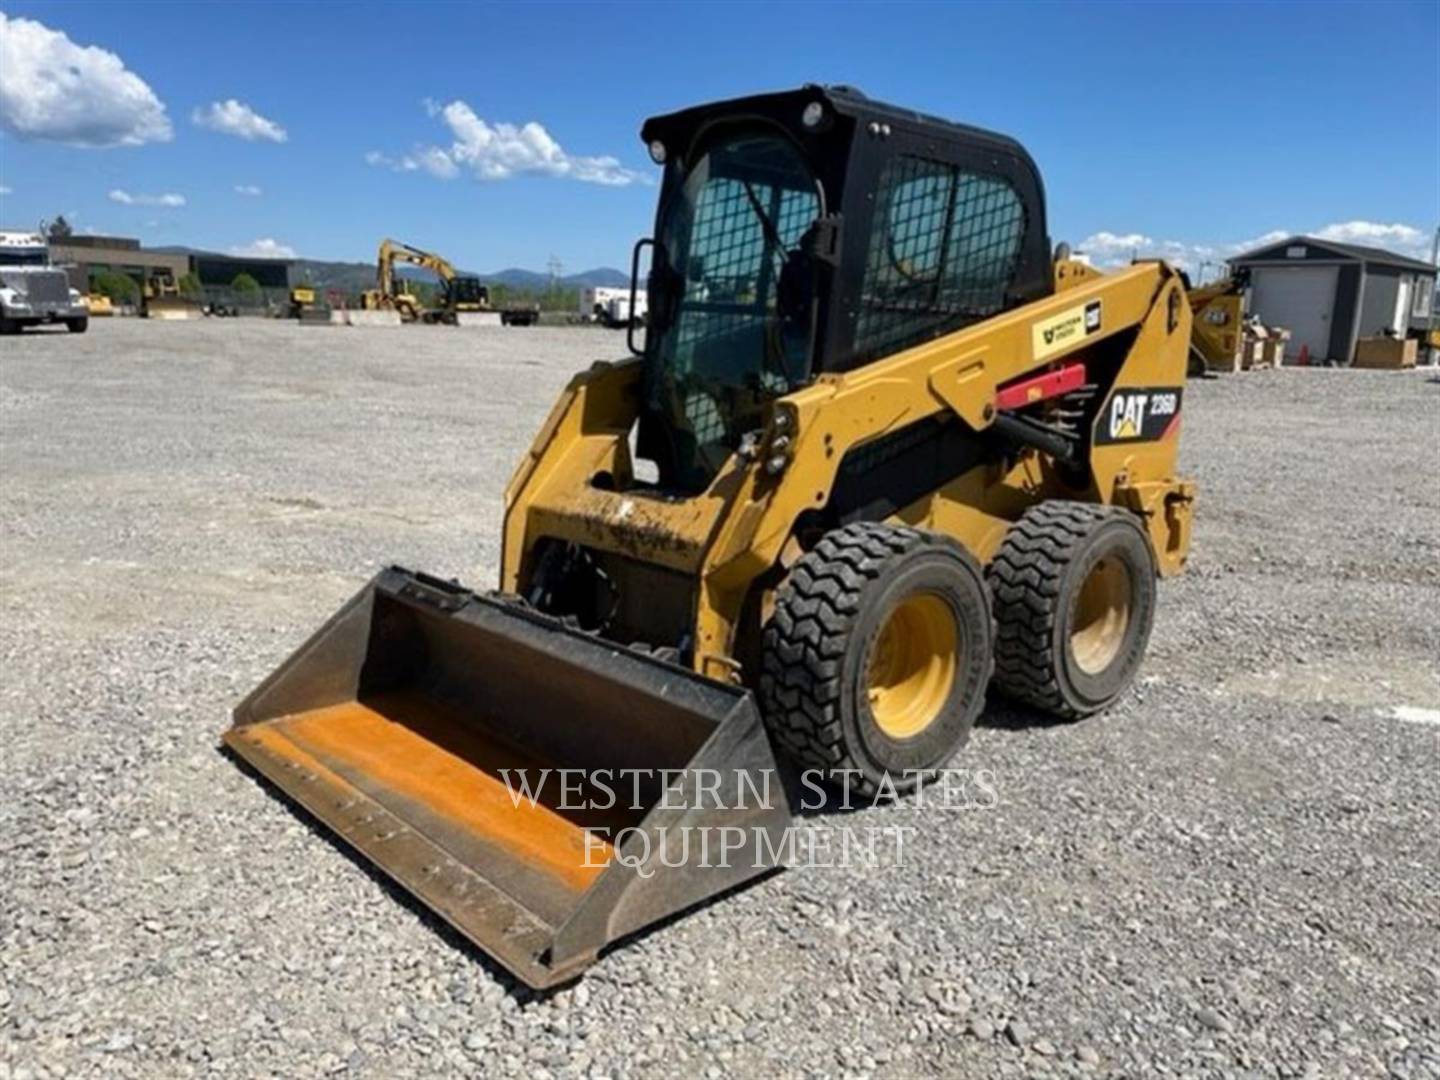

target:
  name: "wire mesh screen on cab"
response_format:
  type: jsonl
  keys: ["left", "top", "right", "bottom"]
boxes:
{"left": 855, "top": 155, "right": 1026, "bottom": 364}
{"left": 645, "top": 131, "right": 820, "bottom": 490}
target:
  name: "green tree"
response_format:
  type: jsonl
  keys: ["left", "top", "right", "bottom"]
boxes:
{"left": 178, "top": 272, "right": 204, "bottom": 300}
{"left": 91, "top": 270, "right": 138, "bottom": 303}
{"left": 231, "top": 273, "right": 261, "bottom": 302}
{"left": 487, "top": 282, "right": 571, "bottom": 312}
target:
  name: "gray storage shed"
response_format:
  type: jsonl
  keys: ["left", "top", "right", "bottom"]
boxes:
{"left": 1229, "top": 236, "right": 1435, "bottom": 363}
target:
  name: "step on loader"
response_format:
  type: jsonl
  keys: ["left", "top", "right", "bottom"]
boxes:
{"left": 225, "top": 86, "right": 1196, "bottom": 988}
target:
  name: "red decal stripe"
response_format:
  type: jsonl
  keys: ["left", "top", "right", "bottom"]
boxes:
{"left": 995, "top": 362, "right": 1087, "bottom": 411}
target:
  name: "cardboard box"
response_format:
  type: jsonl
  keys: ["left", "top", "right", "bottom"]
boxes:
{"left": 1257, "top": 326, "right": 1290, "bottom": 369}
{"left": 1353, "top": 336, "right": 1418, "bottom": 369}
{"left": 1239, "top": 330, "right": 1265, "bottom": 370}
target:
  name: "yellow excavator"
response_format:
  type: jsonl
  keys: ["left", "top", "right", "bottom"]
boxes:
{"left": 360, "top": 238, "right": 539, "bottom": 326}
{"left": 226, "top": 87, "right": 1196, "bottom": 988}
{"left": 359, "top": 238, "right": 426, "bottom": 321}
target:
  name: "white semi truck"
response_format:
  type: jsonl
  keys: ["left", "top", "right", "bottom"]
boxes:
{"left": 0, "top": 231, "right": 89, "bottom": 334}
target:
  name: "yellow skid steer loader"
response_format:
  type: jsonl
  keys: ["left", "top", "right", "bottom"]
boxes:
{"left": 226, "top": 86, "right": 1195, "bottom": 987}
{"left": 1188, "top": 270, "right": 1248, "bottom": 373}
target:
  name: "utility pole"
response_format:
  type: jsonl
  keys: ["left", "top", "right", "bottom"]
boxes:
{"left": 546, "top": 255, "right": 564, "bottom": 310}
{"left": 1427, "top": 225, "right": 1439, "bottom": 366}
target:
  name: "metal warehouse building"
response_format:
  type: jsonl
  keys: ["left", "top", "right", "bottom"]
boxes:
{"left": 1229, "top": 236, "right": 1436, "bottom": 364}
{"left": 49, "top": 234, "right": 189, "bottom": 287}
{"left": 49, "top": 234, "right": 293, "bottom": 303}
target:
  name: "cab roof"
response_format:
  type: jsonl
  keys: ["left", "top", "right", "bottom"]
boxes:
{"left": 640, "top": 85, "right": 1035, "bottom": 168}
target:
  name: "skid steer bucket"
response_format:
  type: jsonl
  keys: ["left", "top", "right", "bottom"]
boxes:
{"left": 224, "top": 567, "right": 792, "bottom": 988}
{"left": 146, "top": 298, "right": 199, "bottom": 320}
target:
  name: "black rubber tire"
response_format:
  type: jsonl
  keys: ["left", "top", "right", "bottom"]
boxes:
{"left": 989, "top": 502, "right": 1157, "bottom": 720}
{"left": 66, "top": 317, "right": 88, "bottom": 334}
{"left": 759, "top": 521, "right": 993, "bottom": 794}
{"left": 0, "top": 316, "right": 19, "bottom": 335}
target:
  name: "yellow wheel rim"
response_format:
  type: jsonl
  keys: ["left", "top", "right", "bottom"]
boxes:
{"left": 1070, "top": 556, "right": 1132, "bottom": 675}
{"left": 865, "top": 592, "right": 958, "bottom": 739}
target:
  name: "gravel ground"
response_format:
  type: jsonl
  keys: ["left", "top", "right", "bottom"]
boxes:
{"left": 2, "top": 318, "right": 1437, "bottom": 1079}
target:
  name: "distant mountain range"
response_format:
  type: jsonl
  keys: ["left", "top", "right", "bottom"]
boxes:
{"left": 149, "top": 246, "right": 628, "bottom": 293}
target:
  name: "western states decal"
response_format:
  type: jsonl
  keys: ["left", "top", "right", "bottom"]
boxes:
{"left": 1095, "top": 386, "right": 1183, "bottom": 444}
{"left": 1032, "top": 299, "right": 1103, "bottom": 361}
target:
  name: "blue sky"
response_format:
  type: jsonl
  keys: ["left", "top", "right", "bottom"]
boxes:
{"left": 1, "top": 1, "right": 1436, "bottom": 274}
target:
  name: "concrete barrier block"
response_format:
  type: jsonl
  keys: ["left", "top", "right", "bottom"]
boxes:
{"left": 454, "top": 312, "right": 503, "bottom": 328}
{"left": 342, "top": 310, "right": 404, "bottom": 327}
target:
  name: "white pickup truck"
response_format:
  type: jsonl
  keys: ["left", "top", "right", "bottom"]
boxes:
{"left": 0, "top": 231, "right": 89, "bottom": 334}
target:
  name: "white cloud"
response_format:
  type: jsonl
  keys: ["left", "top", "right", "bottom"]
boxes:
{"left": 413, "top": 145, "right": 460, "bottom": 179}
{"left": 1313, "top": 220, "right": 1427, "bottom": 255}
{"left": 1078, "top": 232, "right": 1228, "bottom": 275}
{"left": 0, "top": 185, "right": 11, "bottom": 196}
{"left": 108, "top": 189, "right": 186, "bottom": 207}
{"left": 1081, "top": 231, "right": 1153, "bottom": 254}
{"left": 368, "top": 99, "right": 647, "bottom": 186}
{"left": 0, "top": 12, "right": 172, "bottom": 147}
{"left": 1078, "top": 220, "right": 1434, "bottom": 276}
{"left": 234, "top": 184, "right": 263, "bottom": 197}
{"left": 192, "top": 99, "right": 287, "bottom": 143}
{"left": 229, "top": 238, "right": 296, "bottom": 259}
{"left": 1234, "top": 229, "right": 1290, "bottom": 251}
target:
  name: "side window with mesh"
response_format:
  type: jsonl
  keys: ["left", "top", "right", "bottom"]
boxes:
{"left": 855, "top": 156, "right": 1025, "bottom": 363}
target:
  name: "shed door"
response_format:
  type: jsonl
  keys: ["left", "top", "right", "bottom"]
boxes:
{"left": 1249, "top": 266, "right": 1338, "bottom": 362}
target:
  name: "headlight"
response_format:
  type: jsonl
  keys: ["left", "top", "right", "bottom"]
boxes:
{"left": 801, "top": 102, "right": 826, "bottom": 129}
{"left": 647, "top": 140, "right": 666, "bottom": 165}
{"left": 69, "top": 288, "right": 82, "bottom": 301}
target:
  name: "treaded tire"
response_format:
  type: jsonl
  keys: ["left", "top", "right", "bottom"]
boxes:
{"left": 989, "top": 502, "right": 1157, "bottom": 719}
{"left": 66, "top": 317, "right": 88, "bottom": 334}
{"left": 759, "top": 521, "right": 992, "bottom": 794}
